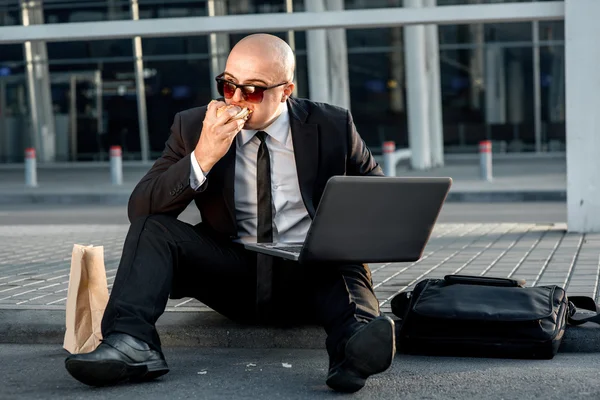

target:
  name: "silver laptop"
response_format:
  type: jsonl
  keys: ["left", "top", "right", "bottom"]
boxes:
{"left": 243, "top": 176, "right": 452, "bottom": 264}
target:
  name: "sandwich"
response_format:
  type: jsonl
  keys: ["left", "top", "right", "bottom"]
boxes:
{"left": 216, "top": 105, "right": 252, "bottom": 122}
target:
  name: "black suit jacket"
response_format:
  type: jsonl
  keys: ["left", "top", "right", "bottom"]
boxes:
{"left": 128, "top": 97, "right": 384, "bottom": 238}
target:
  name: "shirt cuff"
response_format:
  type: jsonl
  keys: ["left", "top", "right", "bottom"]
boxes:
{"left": 190, "top": 153, "right": 208, "bottom": 190}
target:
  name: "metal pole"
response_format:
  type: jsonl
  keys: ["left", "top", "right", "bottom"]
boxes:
{"left": 403, "top": 0, "right": 431, "bottom": 170}
{"left": 207, "top": 0, "right": 230, "bottom": 100}
{"left": 37, "top": 47, "right": 56, "bottom": 162}
{"left": 95, "top": 70, "right": 103, "bottom": 137}
{"left": 69, "top": 74, "right": 77, "bottom": 161}
{"left": 33, "top": 46, "right": 56, "bottom": 163}
{"left": 485, "top": 45, "right": 507, "bottom": 124}
{"left": 424, "top": 0, "right": 444, "bottom": 167}
{"left": 565, "top": 0, "right": 600, "bottom": 233}
{"left": 325, "top": 0, "right": 350, "bottom": 110}
{"left": 382, "top": 141, "right": 396, "bottom": 177}
{"left": 285, "top": 0, "right": 298, "bottom": 97}
{"left": 469, "top": 0, "right": 484, "bottom": 111}
{"left": 21, "top": 2, "right": 41, "bottom": 157}
{"left": 24, "top": 147, "right": 37, "bottom": 187}
{"left": 131, "top": 0, "right": 150, "bottom": 162}
{"left": 110, "top": 145, "right": 123, "bottom": 185}
{"left": 94, "top": 69, "right": 104, "bottom": 160}
{"left": 285, "top": 0, "right": 296, "bottom": 51}
{"left": 24, "top": 0, "right": 55, "bottom": 163}
{"left": 208, "top": 0, "right": 219, "bottom": 100}
{"left": 532, "top": 17, "right": 543, "bottom": 153}
{"left": 479, "top": 140, "right": 492, "bottom": 182}
{"left": 305, "top": 0, "right": 330, "bottom": 104}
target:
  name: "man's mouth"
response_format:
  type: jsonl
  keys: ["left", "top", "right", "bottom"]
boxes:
{"left": 226, "top": 102, "right": 254, "bottom": 122}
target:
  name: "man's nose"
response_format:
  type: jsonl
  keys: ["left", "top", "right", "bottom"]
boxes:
{"left": 232, "top": 88, "right": 244, "bottom": 103}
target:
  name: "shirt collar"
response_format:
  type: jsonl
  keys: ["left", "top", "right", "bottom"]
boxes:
{"left": 238, "top": 103, "right": 290, "bottom": 148}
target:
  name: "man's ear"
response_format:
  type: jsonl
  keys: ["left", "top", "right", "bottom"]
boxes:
{"left": 282, "top": 82, "right": 295, "bottom": 101}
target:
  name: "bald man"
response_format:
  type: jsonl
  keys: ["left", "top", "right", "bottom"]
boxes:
{"left": 64, "top": 34, "right": 395, "bottom": 393}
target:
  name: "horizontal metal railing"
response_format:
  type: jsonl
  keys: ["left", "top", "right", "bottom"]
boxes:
{"left": 0, "top": 2, "right": 564, "bottom": 44}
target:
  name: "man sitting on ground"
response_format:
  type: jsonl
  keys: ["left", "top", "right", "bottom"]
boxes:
{"left": 64, "top": 33, "right": 396, "bottom": 393}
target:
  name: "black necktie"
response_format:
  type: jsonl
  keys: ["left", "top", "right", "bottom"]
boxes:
{"left": 256, "top": 131, "right": 273, "bottom": 243}
{"left": 255, "top": 131, "right": 274, "bottom": 320}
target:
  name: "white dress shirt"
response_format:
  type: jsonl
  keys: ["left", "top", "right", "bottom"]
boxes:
{"left": 190, "top": 104, "right": 311, "bottom": 243}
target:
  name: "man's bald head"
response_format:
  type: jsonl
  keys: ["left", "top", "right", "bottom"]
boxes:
{"left": 221, "top": 33, "right": 296, "bottom": 131}
{"left": 228, "top": 33, "right": 295, "bottom": 82}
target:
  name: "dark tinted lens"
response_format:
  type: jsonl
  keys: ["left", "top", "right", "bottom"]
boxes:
{"left": 221, "top": 81, "right": 236, "bottom": 99}
{"left": 242, "top": 86, "right": 265, "bottom": 103}
{"left": 216, "top": 80, "right": 225, "bottom": 96}
{"left": 216, "top": 79, "right": 266, "bottom": 103}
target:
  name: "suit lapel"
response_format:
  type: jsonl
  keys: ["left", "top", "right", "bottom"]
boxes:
{"left": 288, "top": 98, "right": 319, "bottom": 218}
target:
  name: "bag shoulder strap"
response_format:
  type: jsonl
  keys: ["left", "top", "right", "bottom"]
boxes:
{"left": 568, "top": 296, "right": 600, "bottom": 326}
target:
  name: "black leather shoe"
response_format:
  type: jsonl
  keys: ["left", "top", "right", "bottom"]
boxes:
{"left": 65, "top": 333, "right": 169, "bottom": 386}
{"left": 326, "top": 316, "right": 395, "bottom": 393}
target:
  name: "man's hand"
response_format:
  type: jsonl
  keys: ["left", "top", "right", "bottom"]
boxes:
{"left": 194, "top": 100, "right": 246, "bottom": 172}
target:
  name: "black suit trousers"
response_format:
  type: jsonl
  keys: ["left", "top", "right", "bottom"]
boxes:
{"left": 101, "top": 214, "right": 382, "bottom": 357}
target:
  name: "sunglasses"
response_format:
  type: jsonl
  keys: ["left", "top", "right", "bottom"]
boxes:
{"left": 215, "top": 73, "right": 288, "bottom": 104}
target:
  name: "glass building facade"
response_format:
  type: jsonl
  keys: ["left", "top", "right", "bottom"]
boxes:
{"left": 0, "top": 0, "right": 565, "bottom": 162}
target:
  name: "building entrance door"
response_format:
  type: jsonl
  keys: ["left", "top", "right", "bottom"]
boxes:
{"left": 0, "top": 70, "right": 103, "bottom": 163}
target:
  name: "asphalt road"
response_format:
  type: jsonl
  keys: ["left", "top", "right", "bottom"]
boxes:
{"left": 2, "top": 345, "right": 599, "bottom": 400}
{"left": 0, "top": 202, "right": 567, "bottom": 225}
{"left": 0, "top": 200, "right": 584, "bottom": 400}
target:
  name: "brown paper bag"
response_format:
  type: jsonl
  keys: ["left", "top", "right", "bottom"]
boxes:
{"left": 63, "top": 244, "right": 109, "bottom": 354}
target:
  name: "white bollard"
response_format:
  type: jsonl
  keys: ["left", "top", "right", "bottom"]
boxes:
{"left": 479, "top": 140, "right": 493, "bottom": 182}
{"left": 24, "top": 147, "right": 37, "bottom": 187}
{"left": 383, "top": 141, "right": 396, "bottom": 177}
{"left": 110, "top": 145, "right": 123, "bottom": 186}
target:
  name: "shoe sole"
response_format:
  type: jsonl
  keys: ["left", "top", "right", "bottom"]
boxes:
{"left": 326, "top": 317, "right": 395, "bottom": 393}
{"left": 65, "top": 358, "right": 169, "bottom": 387}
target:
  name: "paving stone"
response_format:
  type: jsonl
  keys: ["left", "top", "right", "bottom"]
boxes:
{"left": 2, "top": 223, "right": 600, "bottom": 309}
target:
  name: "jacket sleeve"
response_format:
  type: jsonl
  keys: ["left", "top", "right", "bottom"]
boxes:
{"left": 127, "top": 112, "right": 199, "bottom": 222}
{"left": 345, "top": 110, "right": 384, "bottom": 176}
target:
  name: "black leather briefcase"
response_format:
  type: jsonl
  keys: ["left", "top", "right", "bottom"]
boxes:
{"left": 391, "top": 275, "right": 600, "bottom": 359}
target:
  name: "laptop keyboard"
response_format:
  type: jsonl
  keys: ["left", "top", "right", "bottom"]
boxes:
{"left": 269, "top": 245, "right": 303, "bottom": 254}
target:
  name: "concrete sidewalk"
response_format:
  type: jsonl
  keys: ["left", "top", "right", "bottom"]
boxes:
{"left": 1, "top": 222, "right": 599, "bottom": 352}
{"left": 0, "top": 155, "right": 567, "bottom": 205}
